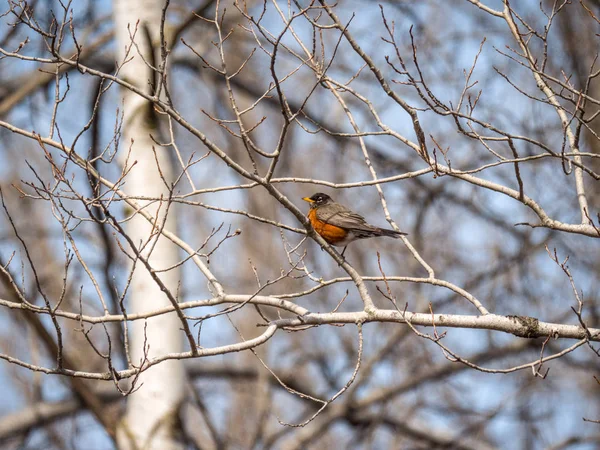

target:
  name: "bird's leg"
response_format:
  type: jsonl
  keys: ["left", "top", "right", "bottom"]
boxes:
{"left": 340, "top": 246, "right": 348, "bottom": 258}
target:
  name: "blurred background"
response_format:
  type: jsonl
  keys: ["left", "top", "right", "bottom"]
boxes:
{"left": 0, "top": 0, "right": 599, "bottom": 448}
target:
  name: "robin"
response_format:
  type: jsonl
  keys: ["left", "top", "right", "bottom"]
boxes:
{"left": 302, "top": 193, "right": 407, "bottom": 256}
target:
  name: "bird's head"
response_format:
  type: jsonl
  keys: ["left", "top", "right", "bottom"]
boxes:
{"left": 302, "top": 193, "right": 332, "bottom": 208}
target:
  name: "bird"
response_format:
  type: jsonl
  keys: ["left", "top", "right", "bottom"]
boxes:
{"left": 302, "top": 192, "right": 407, "bottom": 257}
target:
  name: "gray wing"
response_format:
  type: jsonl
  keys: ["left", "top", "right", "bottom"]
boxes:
{"left": 316, "top": 203, "right": 374, "bottom": 231}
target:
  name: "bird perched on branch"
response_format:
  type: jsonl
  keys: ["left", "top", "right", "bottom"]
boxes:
{"left": 302, "top": 193, "right": 407, "bottom": 257}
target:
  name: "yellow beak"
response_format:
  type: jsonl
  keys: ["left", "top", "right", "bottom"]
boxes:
{"left": 302, "top": 197, "right": 315, "bottom": 203}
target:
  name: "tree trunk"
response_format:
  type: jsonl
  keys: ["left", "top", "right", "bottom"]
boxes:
{"left": 113, "top": 1, "right": 185, "bottom": 448}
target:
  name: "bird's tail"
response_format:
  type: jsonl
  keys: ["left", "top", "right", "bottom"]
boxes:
{"left": 374, "top": 228, "right": 408, "bottom": 238}
{"left": 357, "top": 227, "right": 407, "bottom": 238}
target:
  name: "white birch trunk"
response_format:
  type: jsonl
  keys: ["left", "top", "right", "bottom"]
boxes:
{"left": 113, "top": 1, "right": 185, "bottom": 448}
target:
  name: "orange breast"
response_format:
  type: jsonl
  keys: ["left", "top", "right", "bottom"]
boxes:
{"left": 308, "top": 209, "right": 347, "bottom": 244}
